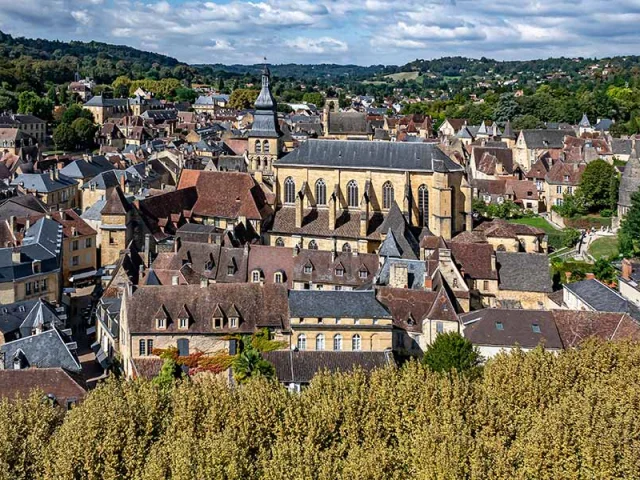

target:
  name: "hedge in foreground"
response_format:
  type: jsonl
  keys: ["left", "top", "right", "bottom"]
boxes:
{"left": 2, "top": 340, "right": 640, "bottom": 479}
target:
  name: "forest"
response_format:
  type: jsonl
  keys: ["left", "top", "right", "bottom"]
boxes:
{"left": 1, "top": 340, "right": 640, "bottom": 479}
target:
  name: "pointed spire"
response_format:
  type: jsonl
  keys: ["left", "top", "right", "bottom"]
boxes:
{"left": 579, "top": 113, "right": 591, "bottom": 128}
{"left": 502, "top": 119, "right": 515, "bottom": 139}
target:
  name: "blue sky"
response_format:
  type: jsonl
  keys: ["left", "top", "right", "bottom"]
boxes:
{"left": 1, "top": 0, "right": 640, "bottom": 65}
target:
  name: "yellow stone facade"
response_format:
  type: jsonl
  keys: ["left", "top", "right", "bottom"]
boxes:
{"left": 290, "top": 316, "right": 393, "bottom": 352}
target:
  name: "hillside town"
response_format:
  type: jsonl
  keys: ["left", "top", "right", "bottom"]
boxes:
{"left": 1, "top": 58, "right": 640, "bottom": 404}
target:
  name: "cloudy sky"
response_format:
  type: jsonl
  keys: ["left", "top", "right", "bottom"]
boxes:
{"left": 1, "top": 0, "right": 640, "bottom": 65}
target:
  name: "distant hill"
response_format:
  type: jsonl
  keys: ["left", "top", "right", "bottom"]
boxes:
{"left": 198, "top": 63, "right": 385, "bottom": 81}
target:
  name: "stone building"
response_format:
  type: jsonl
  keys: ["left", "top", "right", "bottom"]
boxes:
{"left": 618, "top": 147, "right": 640, "bottom": 218}
{"left": 267, "top": 139, "right": 471, "bottom": 253}
{"left": 247, "top": 65, "right": 282, "bottom": 176}
{"left": 99, "top": 187, "right": 133, "bottom": 267}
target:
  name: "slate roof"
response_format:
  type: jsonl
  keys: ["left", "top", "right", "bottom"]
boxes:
{"left": 496, "top": 252, "right": 552, "bottom": 293}
{"left": 263, "top": 350, "right": 392, "bottom": 384}
{"left": 472, "top": 147, "right": 514, "bottom": 175}
{"left": 619, "top": 148, "right": 640, "bottom": 208}
{"left": 461, "top": 309, "right": 563, "bottom": 350}
{"left": 126, "top": 283, "right": 289, "bottom": 334}
{"left": 19, "top": 299, "right": 63, "bottom": 338}
{"left": 101, "top": 187, "right": 131, "bottom": 215}
{"left": 0, "top": 368, "right": 86, "bottom": 405}
{"left": 612, "top": 139, "right": 633, "bottom": 156}
{"left": 84, "top": 96, "right": 129, "bottom": 108}
{"left": 60, "top": 158, "right": 114, "bottom": 179}
{"left": 0, "top": 195, "right": 47, "bottom": 221}
{"left": 520, "top": 129, "right": 575, "bottom": 149}
{"left": 11, "top": 172, "right": 77, "bottom": 193}
{"left": 377, "top": 258, "right": 427, "bottom": 290}
{"left": 292, "top": 250, "right": 378, "bottom": 287}
{"left": 275, "top": 139, "right": 463, "bottom": 173}
{"left": 0, "top": 299, "right": 39, "bottom": 337}
{"left": 0, "top": 329, "right": 81, "bottom": 372}
{"left": 564, "top": 279, "right": 629, "bottom": 312}
{"left": 328, "top": 112, "right": 371, "bottom": 135}
{"left": 288, "top": 290, "right": 390, "bottom": 319}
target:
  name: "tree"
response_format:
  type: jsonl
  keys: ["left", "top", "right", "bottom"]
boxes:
{"left": 562, "top": 227, "right": 582, "bottom": 248}
{"left": 46, "top": 85, "right": 57, "bottom": 105}
{"left": 302, "top": 92, "right": 323, "bottom": 107}
{"left": 577, "top": 159, "right": 618, "bottom": 212}
{"left": 422, "top": 332, "right": 481, "bottom": 374}
{"left": 153, "top": 357, "right": 182, "bottom": 390}
{"left": 619, "top": 190, "right": 640, "bottom": 257}
{"left": 71, "top": 118, "right": 97, "bottom": 149}
{"left": 61, "top": 104, "right": 93, "bottom": 124}
{"left": 493, "top": 93, "right": 519, "bottom": 122}
{"left": 232, "top": 347, "right": 275, "bottom": 384}
{"left": 512, "top": 114, "right": 544, "bottom": 130}
{"left": 228, "top": 88, "right": 259, "bottom": 110}
{"left": 0, "top": 88, "right": 18, "bottom": 112}
{"left": 552, "top": 193, "right": 588, "bottom": 218}
{"left": 174, "top": 87, "right": 197, "bottom": 103}
{"left": 17, "top": 91, "right": 53, "bottom": 121}
{"left": 52, "top": 123, "right": 77, "bottom": 151}
{"left": 593, "top": 257, "right": 617, "bottom": 284}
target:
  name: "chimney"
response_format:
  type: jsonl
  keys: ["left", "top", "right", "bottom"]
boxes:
{"left": 144, "top": 234, "right": 151, "bottom": 266}
{"left": 389, "top": 262, "right": 408, "bottom": 289}
{"left": 424, "top": 272, "right": 433, "bottom": 290}
{"left": 174, "top": 236, "right": 181, "bottom": 253}
{"left": 8, "top": 215, "right": 14, "bottom": 232}
{"left": 622, "top": 259, "right": 633, "bottom": 281}
{"left": 200, "top": 278, "right": 208, "bottom": 288}
{"left": 585, "top": 273, "right": 596, "bottom": 280}
{"left": 24, "top": 218, "right": 30, "bottom": 231}
{"left": 71, "top": 226, "right": 76, "bottom": 237}
{"left": 119, "top": 173, "right": 126, "bottom": 191}
{"left": 491, "top": 253, "right": 496, "bottom": 272}
{"left": 54, "top": 168, "right": 59, "bottom": 180}
{"left": 295, "top": 192, "right": 303, "bottom": 229}
{"left": 49, "top": 169, "right": 55, "bottom": 181}
{"left": 11, "top": 248, "right": 20, "bottom": 264}
{"left": 331, "top": 248, "right": 336, "bottom": 262}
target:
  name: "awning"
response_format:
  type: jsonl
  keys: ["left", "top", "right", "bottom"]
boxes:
{"left": 86, "top": 326, "right": 96, "bottom": 335}
{"left": 69, "top": 269, "right": 98, "bottom": 282}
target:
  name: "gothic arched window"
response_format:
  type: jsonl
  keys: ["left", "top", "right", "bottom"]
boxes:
{"left": 382, "top": 181, "right": 394, "bottom": 209}
{"left": 315, "top": 179, "right": 326, "bottom": 206}
{"left": 275, "top": 237, "right": 285, "bottom": 247}
{"left": 347, "top": 180, "right": 359, "bottom": 208}
{"left": 418, "top": 184, "right": 429, "bottom": 227}
{"left": 263, "top": 140, "right": 270, "bottom": 154}
{"left": 308, "top": 240, "right": 318, "bottom": 250}
{"left": 284, "top": 177, "right": 296, "bottom": 204}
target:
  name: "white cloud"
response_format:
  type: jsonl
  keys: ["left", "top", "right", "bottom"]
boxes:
{"left": 285, "top": 36, "right": 348, "bottom": 54}
{"left": 71, "top": 10, "right": 92, "bottom": 25}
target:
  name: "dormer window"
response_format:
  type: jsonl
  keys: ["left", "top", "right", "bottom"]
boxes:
{"left": 230, "top": 317, "right": 238, "bottom": 328}
{"left": 335, "top": 267, "right": 344, "bottom": 276}
{"left": 359, "top": 270, "right": 367, "bottom": 279}
{"left": 32, "top": 260, "right": 40, "bottom": 274}
{"left": 251, "top": 270, "right": 261, "bottom": 283}
{"left": 563, "top": 175, "right": 569, "bottom": 182}
{"left": 274, "top": 272, "right": 283, "bottom": 283}
{"left": 214, "top": 317, "right": 222, "bottom": 329}
{"left": 156, "top": 317, "right": 166, "bottom": 329}
{"left": 179, "top": 317, "right": 188, "bottom": 329}
{"left": 227, "top": 265, "right": 235, "bottom": 276}
{"left": 304, "top": 264, "right": 313, "bottom": 274}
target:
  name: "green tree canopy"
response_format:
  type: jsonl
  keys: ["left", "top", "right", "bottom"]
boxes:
{"left": 61, "top": 104, "right": 94, "bottom": 124}
{"left": 302, "top": 92, "right": 324, "bottom": 106}
{"left": 422, "top": 332, "right": 481, "bottom": 373}
{"left": 17, "top": 91, "right": 53, "bottom": 121}
{"left": 619, "top": 190, "right": 640, "bottom": 257}
{"left": 71, "top": 117, "right": 97, "bottom": 149}
{"left": 229, "top": 88, "right": 258, "bottom": 110}
{"left": 52, "top": 123, "right": 77, "bottom": 151}
{"left": 577, "top": 159, "right": 618, "bottom": 212}
{"left": 512, "top": 114, "right": 544, "bottom": 130}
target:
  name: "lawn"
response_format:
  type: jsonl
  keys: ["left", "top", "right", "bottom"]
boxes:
{"left": 588, "top": 236, "right": 619, "bottom": 260}
{"left": 509, "top": 217, "right": 558, "bottom": 235}
{"left": 384, "top": 71, "right": 421, "bottom": 81}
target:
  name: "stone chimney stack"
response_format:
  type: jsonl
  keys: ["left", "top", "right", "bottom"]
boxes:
{"left": 295, "top": 192, "right": 303, "bottom": 229}
{"left": 491, "top": 252, "right": 497, "bottom": 272}
{"left": 328, "top": 190, "right": 337, "bottom": 231}
{"left": 622, "top": 258, "right": 633, "bottom": 281}
{"left": 389, "top": 262, "right": 408, "bottom": 289}
{"left": 11, "top": 248, "right": 20, "bottom": 264}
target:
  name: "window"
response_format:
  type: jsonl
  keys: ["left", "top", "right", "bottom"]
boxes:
{"left": 436, "top": 321, "right": 444, "bottom": 334}
{"left": 41, "top": 279, "right": 47, "bottom": 291}
{"left": 304, "top": 264, "right": 313, "bottom": 274}
{"left": 275, "top": 237, "right": 285, "bottom": 247}
{"left": 495, "top": 322, "right": 504, "bottom": 331}
{"left": 255, "top": 140, "right": 262, "bottom": 153}
{"left": 85, "top": 238, "right": 92, "bottom": 248}
{"left": 567, "top": 186, "right": 573, "bottom": 195}
{"left": 418, "top": 185, "right": 429, "bottom": 227}
{"left": 230, "top": 317, "right": 237, "bottom": 328}
{"left": 214, "top": 317, "right": 222, "bottom": 329}
{"left": 25, "top": 282, "right": 32, "bottom": 295}
{"left": 347, "top": 180, "right": 359, "bottom": 208}
{"left": 315, "top": 179, "right": 326, "bottom": 206}
{"left": 532, "top": 323, "right": 541, "bottom": 333}
{"left": 156, "top": 318, "right": 165, "bottom": 329}
{"left": 72, "top": 256, "right": 79, "bottom": 267}
{"left": 342, "top": 243, "right": 351, "bottom": 253}
{"left": 284, "top": 177, "right": 296, "bottom": 204}
{"left": 453, "top": 278, "right": 458, "bottom": 288}
{"left": 297, "top": 334, "right": 307, "bottom": 351}
{"left": 147, "top": 339, "right": 153, "bottom": 354}
{"left": 263, "top": 140, "right": 270, "bottom": 154}
{"left": 352, "top": 334, "right": 362, "bottom": 351}
{"left": 72, "top": 240, "right": 79, "bottom": 251}
{"left": 556, "top": 185, "right": 562, "bottom": 194}
{"left": 179, "top": 318, "right": 188, "bottom": 329}
{"left": 177, "top": 338, "right": 189, "bottom": 357}
{"left": 139, "top": 339, "right": 146, "bottom": 356}
{"left": 316, "top": 334, "right": 325, "bottom": 351}
{"left": 308, "top": 240, "right": 318, "bottom": 250}
{"left": 556, "top": 198, "right": 564, "bottom": 206}
{"left": 335, "top": 267, "right": 344, "bottom": 276}
{"left": 333, "top": 334, "right": 343, "bottom": 351}
{"left": 382, "top": 181, "right": 394, "bottom": 209}
{"left": 227, "top": 265, "right": 235, "bottom": 275}
{"left": 359, "top": 270, "right": 368, "bottom": 279}
{"left": 251, "top": 270, "right": 261, "bottom": 283}
{"left": 274, "top": 272, "right": 283, "bottom": 283}
{"left": 563, "top": 175, "right": 569, "bottom": 182}
{"left": 34, "top": 281, "right": 39, "bottom": 293}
